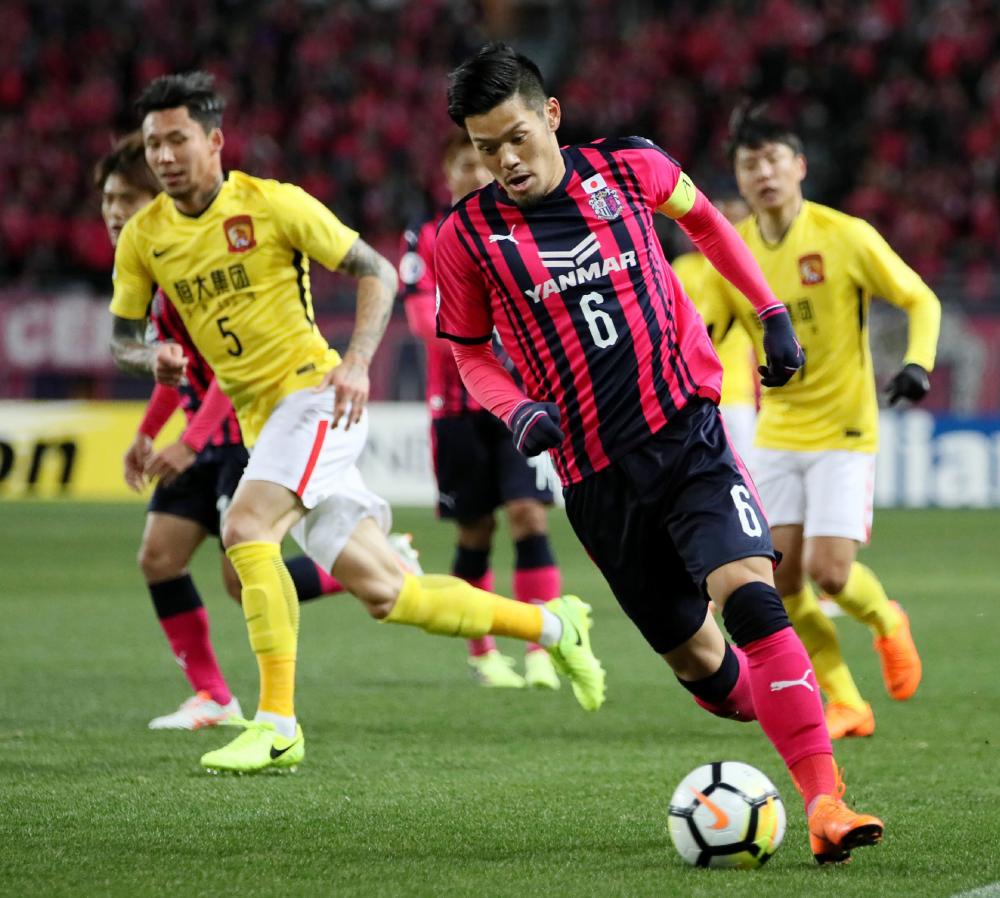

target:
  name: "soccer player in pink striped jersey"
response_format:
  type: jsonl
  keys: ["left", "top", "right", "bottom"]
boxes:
{"left": 435, "top": 42, "right": 884, "bottom": 865}
{"left": 401, "top": 130, "right": 563, "bottom": 690}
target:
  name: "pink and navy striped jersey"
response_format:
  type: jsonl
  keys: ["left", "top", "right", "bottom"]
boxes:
{"left": 435, "top": 136, "right": 723, "bottom": 485}
{"left": 151, "top": 288, "right": 242, "bottom": 447}
{"left": 400, "top": 215, "right": 481, "bottom": 419}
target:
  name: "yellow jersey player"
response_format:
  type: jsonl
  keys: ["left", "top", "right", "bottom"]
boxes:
{"left": 699, "top": 106, "right": 940, "bottom": 739}
{"left": 672, "top": 197, "right": 757, "bottom": 462}
{"left": 109, "top": 72, "right": 605, "bottom": 774}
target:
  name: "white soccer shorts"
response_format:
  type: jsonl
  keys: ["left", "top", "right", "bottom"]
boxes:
{"left": 241, "top": 387, "right": 390, "bottom": 570}
{"left": 719, "top": 403, "right": 757, "bottom": 467}
{"left": 749, "top": 447, "right": 875, "bottom": 543}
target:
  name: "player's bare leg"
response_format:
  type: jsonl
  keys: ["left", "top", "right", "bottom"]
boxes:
{"left": 140, "top": 512, "right": 240, "bottom": 730}
{"left": 806, "top": 536, "right": 921, "bottom": 701}
{"left": 775, "top": 526, "right": 873, "bottom": 738}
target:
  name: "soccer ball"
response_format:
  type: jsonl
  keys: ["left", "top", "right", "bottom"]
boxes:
{"left": 668, "top": 761, "right": 786, "bottom": 869}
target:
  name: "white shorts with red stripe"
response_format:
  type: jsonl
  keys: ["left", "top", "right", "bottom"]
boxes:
{"left": 748, "top": 447, "right": 875, "bottom": 543}
{"left": 241, "top": 387, "right": 390, "bottom": 570}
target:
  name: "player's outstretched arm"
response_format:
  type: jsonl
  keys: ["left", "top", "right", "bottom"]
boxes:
{"left": 319, "top": 238, "right": 398, "bottom": 429}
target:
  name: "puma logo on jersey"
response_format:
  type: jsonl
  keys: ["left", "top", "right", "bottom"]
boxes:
{"left": 769, "top": 668, "right": 815, "bottom": 693}
{"left": 526, "top": 249, "right": 637, "bottom": 303}
{"left": 489, "top": 225, "right": 518, "bottom": 245}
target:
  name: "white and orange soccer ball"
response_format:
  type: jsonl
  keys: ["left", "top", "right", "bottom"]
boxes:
{"left": 668, "top": 761, "right": 786, "bottom": 869}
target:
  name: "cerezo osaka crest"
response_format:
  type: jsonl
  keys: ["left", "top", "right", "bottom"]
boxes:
{"left": 582, "top": 173, "right": 623, "bottom": 221}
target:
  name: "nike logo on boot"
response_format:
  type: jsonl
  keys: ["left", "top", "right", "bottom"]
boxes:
{"left": 269, "top": 740, "right": 297, "bottom": 759}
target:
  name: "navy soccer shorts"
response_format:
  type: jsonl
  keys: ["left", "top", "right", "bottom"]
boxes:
{"left": 563, "top": 398, "right": 775, "bottom": 654}
{"left": 148, "top": 444, "right": 249, "bottom": 538}
{"left": 432, "top": 410, "right": 554, "bottom": 522}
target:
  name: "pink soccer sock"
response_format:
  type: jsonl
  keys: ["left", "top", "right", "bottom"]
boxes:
{"left": 160, "top": 607, "right": 232, "bottom": 705}
{"left": 790, "top": 753, "right": 838, "bottom": 814}
{"left": 742, "top": 627, "right": 832, "bottom": 770}
{"left": 466, "top": 570, "right": 497, "bottom": 657}
{"left": 314, "top": 562, "right": 343, "bottom": 595}
{"left": 693, "top": 646, "right": 757, "bottom": 722}
{"left": 514, "top": 565, "right": 560, "bottom": 653}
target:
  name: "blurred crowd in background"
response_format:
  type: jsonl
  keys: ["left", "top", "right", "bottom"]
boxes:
{"left": 1, "top": 0, "right": 998, "bottom": 408}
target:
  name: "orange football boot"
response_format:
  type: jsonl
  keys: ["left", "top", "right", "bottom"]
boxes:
{"left": 873, "top": 601, "right": 922, "bottom": 700}
{"left": 824, "top": 701, "right": 876, "bottom": 739}
{"left": 808, "top": 770, "right": 884, "bottom": 865}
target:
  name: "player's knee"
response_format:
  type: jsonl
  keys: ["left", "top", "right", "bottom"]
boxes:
{"left": 352, "top": 568, "right": 405, "bottom": 619}
{"left": 707, "top": 556, "right": 774, "bottom": 608}
{"left": 221, "top": 507, "right": 263, "bottom": 549}
{"left": 808, "top": 560, "right": 850, "bottom": 596}
{"left": 505, "top": 499, "right": 547, "bottom": 539}
{"left": 774, "top": 564, "right": 804, "bottom": 598}
{"left": 138, "top": 540, "right": 186, "bottom": 583}
{"left": 457, "top": 515, "right": 496, "bottom": 549}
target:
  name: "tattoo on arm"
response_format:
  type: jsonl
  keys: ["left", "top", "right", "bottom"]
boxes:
{"left": 110, "top": 314, "right": 156, "bottom": 376}
{"left": 337, "top": 238, "right": 398, "bottom": 363}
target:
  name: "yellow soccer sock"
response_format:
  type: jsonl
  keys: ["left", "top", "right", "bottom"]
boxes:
{"left": 830, "top": 562, "right": 900, "bottom": 638}
{"left": 226, "top": 541, "right": 300, "bottom": 718}
{"left": 784, "top": 582, "right": 866, "bottom": 710}
{"left": 257, "top": 654, "right": 296, "bottom": 718}
{"left": 384, "top": 574, "right": 544, "bottom": 642}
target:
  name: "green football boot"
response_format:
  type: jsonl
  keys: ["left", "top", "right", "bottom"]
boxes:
{"left": 544, "top": 595, "right": 606, "bottom": 711}
{"left": 524, "top": 648, "right": 560, "bottom": 690}
{"left": 468, "top": 649, "right": 526, "bottom": 688}
{"left": 200, "top": 721, "right": 305, "bottom": 774}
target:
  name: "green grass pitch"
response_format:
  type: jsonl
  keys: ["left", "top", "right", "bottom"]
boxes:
{"left": 1, "top": 502, "right": 998, "bottom": 897}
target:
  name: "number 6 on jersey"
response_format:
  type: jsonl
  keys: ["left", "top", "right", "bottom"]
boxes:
{"left": 579, "top": 291, "right": 618, "bottom": 349}
{"left": 730, "top": 484, "right": 762, "bottom": 537}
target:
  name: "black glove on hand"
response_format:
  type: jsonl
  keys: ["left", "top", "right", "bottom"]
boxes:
{"left": 885, "top": 363, "right": 930, "bottom": 405}
{"left": 758, "top": 308, "right": 805, "bottom": 387}
{"left": 508, "top": 401, "right": 563, "bottom": 457}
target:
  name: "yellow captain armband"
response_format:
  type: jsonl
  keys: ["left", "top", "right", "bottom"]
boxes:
{"left": 660, "top": 171, "right": 696, "bottom": 219}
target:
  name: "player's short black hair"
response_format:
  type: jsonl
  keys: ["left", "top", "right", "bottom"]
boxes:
{"left": 93, "top": 130, "right": 160, "bottom": 196}
{"left": 447, "top": 42, "right": 547, "bottom": 126}
{"left": 726, "top": 103, "right": 803, "bottom": 163}
{"left": 135, "top": 71, "right": 225, "bottom": 132}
